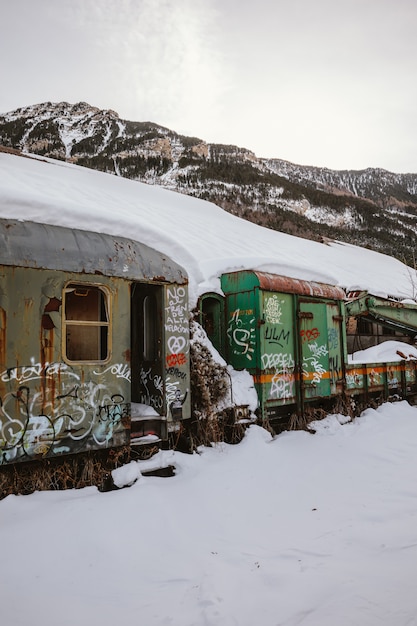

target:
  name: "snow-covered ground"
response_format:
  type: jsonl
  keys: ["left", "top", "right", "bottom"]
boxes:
{"left": 1, "top": 401, "right": 417, "bottom": 626}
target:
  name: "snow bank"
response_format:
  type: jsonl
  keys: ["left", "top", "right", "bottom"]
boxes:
{"left": 350, "top": 339, "right": 417, "bottom": 363}
{"left": 2, "top": 402, "right": 417, "bottom": 626}
{"left": 1, "top": 151, "right": 417, "bottom": 306}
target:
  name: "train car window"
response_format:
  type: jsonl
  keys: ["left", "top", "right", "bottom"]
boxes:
{"left": 143, "top": 294, "right": 157, "bottom": 361}
{"left": 63, "top": 284, "right": 110, "bottom": 362}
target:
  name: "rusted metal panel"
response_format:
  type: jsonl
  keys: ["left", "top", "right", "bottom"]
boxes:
{"left": 221, "top": 270, "right": 345, "bottom": 300}
{"left": 0, "top": 218, "right": 188, "bottom": 285}
{"left": 253, "top": 272, "right": 346, "bottom": 300}
{"left": 387, "top": 363, "right": 402, "bottom": 392}
{"left": 403, "top": 361, "right": 417, "bottom": 397}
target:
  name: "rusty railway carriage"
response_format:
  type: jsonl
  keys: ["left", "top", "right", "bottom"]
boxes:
{"left": 199, "top": 270, "right": 417, "bottom": 430}
{"left": 0, "top": 218, "right": 191, "bottom": 495}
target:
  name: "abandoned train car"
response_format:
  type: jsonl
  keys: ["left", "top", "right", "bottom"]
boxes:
{"left": 0, "top": 218, "right": 191, "bottom": 496}
{"left": 199, "top": 270, "right": 417, "bottom": 430}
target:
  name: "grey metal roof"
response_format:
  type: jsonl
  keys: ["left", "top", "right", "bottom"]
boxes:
{"left": 0, "top": 218, "right": 188, "bottom": 284}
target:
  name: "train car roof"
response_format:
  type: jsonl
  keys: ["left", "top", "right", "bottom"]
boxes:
{"left": 221, "top": 270, "right": 346, "bottom": 300}
{"left": 0, "top": 218, "right": 187, "bottom": 284}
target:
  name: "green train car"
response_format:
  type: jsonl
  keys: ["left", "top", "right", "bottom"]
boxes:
{"left": 220, "top": 270, "right": 347, "bottom": 425}
{"left": 0, "top": 219, "right": 191, "bottom": 495}
{"left": 199, "top": 270, "right": 417, "bottom": 430}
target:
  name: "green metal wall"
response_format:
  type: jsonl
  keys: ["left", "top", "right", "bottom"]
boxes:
{"left": 221, "top": 271, "right": 346, "bottom": 420}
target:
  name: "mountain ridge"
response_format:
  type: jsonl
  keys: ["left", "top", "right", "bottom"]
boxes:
{"left": 1, "top": 101, "right": 416, "bottom": 265}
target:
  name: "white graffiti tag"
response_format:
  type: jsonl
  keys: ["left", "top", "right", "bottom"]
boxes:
{"left": 270, "top": 369, "right": 295, "bottom": 400}
{"left": 165, "top": 286, "right": 188, "bottom": 334}
{"left": 1, "top": 361, "right": 79, "bottom": 384}
{"left": 93, "top": 363, "right": 131, "bottom": 382}
{"left": 227, "top": 309, "right": 256, "bottom": 361}
{"left": 167, "top": 336, "right": 186, "bottom": 354}
{"left": 303, "top": 341, "right": 328, "bottom": 384}
{"left": 264, "top": 295, "right": 285, "bottom": 325}
{"left": 261, "top": 352, "right": 295, "bottom": 370}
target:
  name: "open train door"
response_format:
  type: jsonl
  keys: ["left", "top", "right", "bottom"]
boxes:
{"left": 130, "top": 282, "right": 167, "bottom": 445}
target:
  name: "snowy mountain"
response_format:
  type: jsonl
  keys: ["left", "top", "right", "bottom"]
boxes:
{"left": 1, "top": 101, "right": 417, "bottom": 264}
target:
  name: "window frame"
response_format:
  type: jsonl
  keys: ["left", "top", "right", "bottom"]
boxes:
{"left": 62, "top": 281, "right": 112, "bottom": 364}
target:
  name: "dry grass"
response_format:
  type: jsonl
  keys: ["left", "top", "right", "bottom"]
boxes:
{"left": 0, "top": 446, "right": 130, "bottom": 500}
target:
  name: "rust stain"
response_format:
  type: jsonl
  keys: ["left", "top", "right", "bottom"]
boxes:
{"left": 253, "top": 271, "right": 346, "bottom": 300}
{"left": 23, "top": 298, "right": 34, "bottom": 326}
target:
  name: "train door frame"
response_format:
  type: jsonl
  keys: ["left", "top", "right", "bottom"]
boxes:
{"left": 198, "top": 293, "right": 226, "bottom": 357}
{"left": 130, "top": 282, "right": 166, "bottom": 439}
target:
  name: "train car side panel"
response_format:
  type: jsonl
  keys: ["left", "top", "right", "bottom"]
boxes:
{"left": 164, "top": 283, "right": 191, "bottom": 427}
{"left": 298, "top": 299, "right": 345, "bottom": 403}
{"left": 259, "top": 291, "right": 297, "bottom": 414}
{"left": 0, "top": 267, "right": 131, "bottom": 465}
{"left": 225, "top": 289, "right": 258, "bottom": 371}
{"left": 299, "top": 301, "right": 331, "bottom": 399}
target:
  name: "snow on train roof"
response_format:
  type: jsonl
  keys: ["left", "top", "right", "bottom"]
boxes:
{"left": 0, "top": 149, "right": 415, "bottom": 306}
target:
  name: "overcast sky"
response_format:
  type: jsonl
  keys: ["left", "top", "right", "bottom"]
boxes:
{"left": 1, "top": 0, "right": 416, "bottom": 172}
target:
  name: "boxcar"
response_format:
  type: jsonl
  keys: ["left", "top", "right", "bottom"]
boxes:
{"left": 199, "top": 270, "right": 346, "bottom": 428}
{"left": 0, "top": 219, "right": 190, "bottom": 495}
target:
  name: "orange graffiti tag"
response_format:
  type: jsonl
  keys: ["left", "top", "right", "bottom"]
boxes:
{"left": 166, "top": 353, "right": 187, "bottom": 367}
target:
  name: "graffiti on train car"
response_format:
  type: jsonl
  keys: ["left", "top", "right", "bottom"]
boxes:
{"left": 264, "top": 295, "right": 285, "bottom": 325}
{"left": 328, "top": 327, "right": 340, "bottom": 351}
{"left": 96, "top": 363, "right": 131, "bottom": 381}
{"left": 346, "top": 368, "right": 363, "bottom": 390}
{"left": 164, "top": 286, "right": 189, "bottom": 420}
{"left": 139, "top": 365, "right": 164, "bottom": 410}
{"left": 165, "top": 286, "right": 188, "bottom": 336}
{"left": 387, "top": 364, "right": 401, "bottom": 389}
{"left": 261, "top": 352, "right": 294, "bottom": 370}
{"left": 368, "top": 368, "right": 382, "bottom": 387}
{"left": 270, "top": 367, "right": 295, "bottom": 400}
{"left": 0, "top": 361, "right": 129, "bottom": 464}
{"left": 227, "top": 309, "right": 256, "bottom": 360}
{"left": 302, "top": 341, "right": 329, "bottom": 385}
{"left": 261, "top": 294, "right": 296, "bottom": 401}
{"left": 264, "top": 326, "right": 291, "bottom": 347}
{"left": 166, "top": 366, "right": 187, "bottom": 380}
